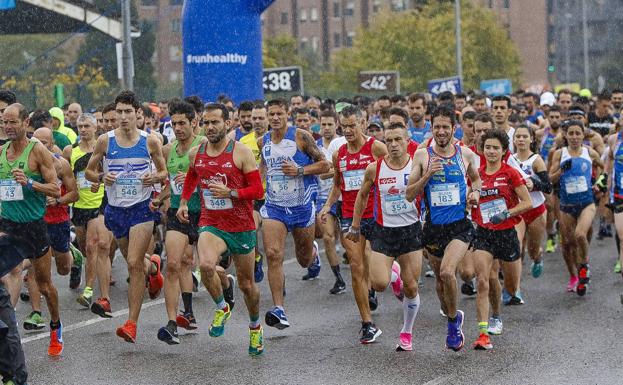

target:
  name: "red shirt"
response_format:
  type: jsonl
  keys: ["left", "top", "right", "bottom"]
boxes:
{"left": 472, "top": 163, "right": 525, "bottom": 230}
{"left": 407, "top": 139, "right": 419, "bottom": 157}
{"left": 192, "top": 140, "right": 255, "bottom": 232}
{"left": 337, "top": 137, "right": 375, "bottom": 219}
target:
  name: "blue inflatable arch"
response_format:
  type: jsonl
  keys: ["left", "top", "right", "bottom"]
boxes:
{"left": 182, "top": 0, "right": 275, "bottom": 103}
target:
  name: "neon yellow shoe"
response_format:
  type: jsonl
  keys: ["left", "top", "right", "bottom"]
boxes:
{"left": 545, "top": 238, "right": 556, "bottom": 253}
{"left": 77, "top": 286, "right": 93, "bottom": 308}
{"left": 249, "top": 326, "right": 264, "bottom": 356}
{"left": 208, "top": 305, "right": 231, "bottom": 337}
{"left": 614, "top": 260, "right": 621, "bottom": 274}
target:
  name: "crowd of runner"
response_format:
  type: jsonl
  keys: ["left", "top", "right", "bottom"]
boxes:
{"left": 0, "top": 86, "right": 622, "bottom": 385}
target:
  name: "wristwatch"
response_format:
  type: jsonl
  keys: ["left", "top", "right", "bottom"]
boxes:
{"left": 230, "top": 189, "right": 239, "bottom": 198}
{"left": 297, "top": 167, "right": 305, "bottom": 176}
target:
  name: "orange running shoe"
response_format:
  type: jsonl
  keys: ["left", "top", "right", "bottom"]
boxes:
{"left": 116, "top": 320, "right": 137, "bottom": 343}
{"left": 176, "top": 312, "right": 198, "bottom": 330}
{"left": 48, "top": 323, "right": 64, "bottom": 356}
{"left": 472, "top": 333, "right": 493, "bottom": 350}
{"left": 147, "top": 255, "right": 164, "bottom": 299}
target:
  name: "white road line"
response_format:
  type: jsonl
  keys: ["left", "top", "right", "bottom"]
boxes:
{"left": 422, "top": 375, "right": 453, "bottom": 385}
{"left": 22, "top": 255, "right": 308, "bottom": 344}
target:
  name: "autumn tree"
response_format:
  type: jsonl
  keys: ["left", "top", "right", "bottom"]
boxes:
{"left": 321, "top": 0, "right": 522, "bottom": 95}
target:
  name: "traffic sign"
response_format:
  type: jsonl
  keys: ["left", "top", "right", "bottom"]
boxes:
{"left": 480, "top": 79, "right": 512, "bottom": 96}
{"left": 554, "top": 83, "right": 581, "bottom": 93}
{"left": 358, "top": 71, "right": 400, "bottom": 93}
{"left": 262, "top": 66, "right": 303, "bottom": 94}
{"left": 427, "top": 76, "right": 462, "bottom": 97}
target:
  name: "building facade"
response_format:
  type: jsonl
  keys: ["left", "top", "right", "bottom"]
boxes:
{"left": 136, "top": 0, "right": 549, "bottom": 92}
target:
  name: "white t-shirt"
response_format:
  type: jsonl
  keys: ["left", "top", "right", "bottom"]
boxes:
{"left": 327, "top": 136, "right": 347, "bottom": 202}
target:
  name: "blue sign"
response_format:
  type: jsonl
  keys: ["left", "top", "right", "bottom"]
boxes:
{"left": 0, "top": 0, "right": 15, "bottom": 10}
{"left": 480, "top": 79, "right": 512, "bottom": 96}
{"left": 427, "top": 76, "right": 462, "bottom": 97}
{"left": 182, "top": 0, "right": 275, "bottom": 103}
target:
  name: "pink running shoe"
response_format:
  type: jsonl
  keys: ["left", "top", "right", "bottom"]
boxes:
{"left": 567, "top": 275, "right": 579, "bottom": 292}
{"left": 391, "top": 262, "right": 404, "bottom": 301}
{"left": 396, "top": 332, "right": 413, "bottom": 351}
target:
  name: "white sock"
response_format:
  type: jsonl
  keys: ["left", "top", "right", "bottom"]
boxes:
{"left": 391, "top": 270, "right": 398, "bottom": 284}
{"left": 401, "top": 294, "right": 420, "bottom": 334}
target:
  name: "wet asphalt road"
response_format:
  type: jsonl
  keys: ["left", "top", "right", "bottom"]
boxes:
{"left": 16, "top": 231, "right": 623, "bottom": 385}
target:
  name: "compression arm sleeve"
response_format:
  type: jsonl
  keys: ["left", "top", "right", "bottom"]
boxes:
{"left": 530, "top": 171, "right": 552, "bottom": 194}
{"left": 236, "top": 170, "right": 264, "bottom": 200}
{"left": 181, "top": 166, "right": 200, "bottom": 201}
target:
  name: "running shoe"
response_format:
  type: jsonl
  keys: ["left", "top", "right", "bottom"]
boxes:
{"left": 445, "top": 310, "right": 465, "bottom": 352}
{"left": 439, "top": 308, "right": 447, "bottom": 317}
{"left": 472, "top": 333, "right": 493, "bottom": 350}
{"left": 502, "top": 288, "right": 513, "bottom": 305}
{"left": 254, "top": 252, "right": 264, "bottom": 283}
{"left": 461, "top": 279, "right": 477, "bottom": 296}
{"left": 208, "top": 305, "right": 231, "bottom": 337}
{"left": 249, "top": 326, "right": 264, "bottom": 356}
{"left": 192, "top": 269, "right": 200, "bottom": 292}
{"left": 395, "top": 332, "right": 412, "bottom": 351}
{"left": 577, "top": 264, "right": 590, "bottom": 296}
{"left": 265, "top": 307, "right": 290, "bottom": 330}
{"left": 342, "top": 252, "right": 349, "bottom": 265}
{"left": 116, "top": 320, "right": 137, "bottom": 343}
{"left": 157, "top": 322, "right": 180, "bottom": 345}
{"left": 176, "top": 312, "right": 198, "bottom": 330}
{"left": 69, "top": 244, "right": 83, "bottom": 290}
{"left": 507, "top": 291, "right": 525, "bottom": 306}
{"left": 567, "top": 275, "right": 579, "bottom": 292}
{"left": 302, "top": 241, "right": 321, "bottom": 281}
{"left": 424, "top": 263, "right": 435, "bottom": 278}
{"left": 329, "top": 279, "right": 346, "bottom": 295}
{"left": 531, "top": 260, "right": 544, "bottom": 278}
{"left": 545, "top": 237, "right": 556, "bottom": 253}
{"left": 223, "top": 274, "right": 236, "bottom": 311}
{"left": 614, "top": 260, "right": 621, "bottom": 274}
{"left": 368, "top": 290, "right": 378, "bottom": 312}
{"left": 48, "top": 323, "right": 63, "bottom": 357}
{"left": 147, "top": 254, "right": 164, "bottom": 300}
{"left": 390, "top": 261, "right": 404, "bottom": 301}
{"left": 90, "top": 298, "right": 113, "bottom": 318}
{"left": 23, "top": 311, "right": 45, "bottom": 331}
{"left": 76, "top": 287, "right": 93, "bottom": 308}
{"left": 359, "top": 322, "right": 382, "bottom": 344}
{"left": 487, "top": 317, "right": 503, "bottom": 335}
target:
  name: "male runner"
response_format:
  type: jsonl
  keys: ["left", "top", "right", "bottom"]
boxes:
{"left": 63, "top": 114, "right": 112, "bottom": 317}
{"left": 320, "top": 105, "right": 388, "bottom": 343}
{"left": 348, "top": 123, "right": 423, "bottom": 351}
{"left": 155, "top": 99, "right": 204, "bottom": 342}
{"left": 258, "top": 99, "right": 330, "bottom": 329}
{"left": 176, "top": 103, "right": 265, "bottom": 355}
{"left": 23, "top": 128, "right": 79, "bottom": 330}
{"left": 0, "top": 103, "right": 63, "bottom": 356}
{"left": 86, "top": 91, "right": 167, "bottom": 343}
{"left": 406, "top": 105, "right": 481, "bottom": 351}
{"left": 314, "top": 109, "right": 346, "bottom": 293}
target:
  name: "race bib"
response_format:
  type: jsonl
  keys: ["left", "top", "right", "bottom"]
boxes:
{"left": 269, "top": 175, "right": 297, "bottom": 195}
{"left": 430, "top": 183, "right": 460, "bottom": 207}
{"left": 202, "top": 189, "right": 233, "bottom": 210}
{"left": 383, "top": 193, "right": 414, "bottom": 215}
{"left": 480, "top": 198, "right": 508, "bottom": 224}
{"left": 77, "top": 171, "right": 91, "bottom": 189}
{"left": 565, "top": 176, "right": 588, "bottom": 194}
{"left": 0, "top": 179, "right": 23, "bottom": 201}
{"left": 115, "top": 177, "right": 142, "bottom": 199}
{"left": 169, "top": 173, "right": 183, "bottom": 195}
{"left": 343, "top": 170, "right": 365, "bottom": 191}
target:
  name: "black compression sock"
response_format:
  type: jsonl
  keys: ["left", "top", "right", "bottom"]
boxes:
{"left": 182, "top": 292, "right": 193, "bottom": 314}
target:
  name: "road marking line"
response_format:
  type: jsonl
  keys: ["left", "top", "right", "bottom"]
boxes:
{"left": 423, "top": 375, "right": 453, "bottom": 385}
{"left": 23, "top": 256, "right": 305, "bottom": 344}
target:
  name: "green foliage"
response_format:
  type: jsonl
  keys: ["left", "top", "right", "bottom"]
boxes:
{"left": 283, "top": 0, "right": 522, "bottom": 96}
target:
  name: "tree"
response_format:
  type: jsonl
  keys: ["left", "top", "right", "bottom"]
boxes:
{"left": 321, "top": 0, "right": 522, "bottom": 95}
{"left": 76, "top": 0, "right": 156, "bottom": 102}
